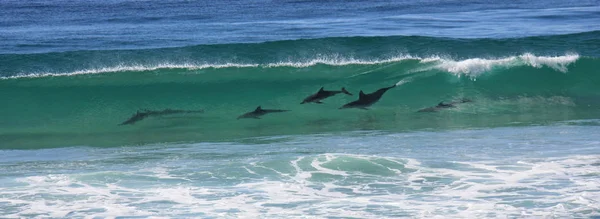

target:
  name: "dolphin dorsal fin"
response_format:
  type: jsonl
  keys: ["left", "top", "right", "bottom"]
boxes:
{"left": 318, "top": 87, "right": 325, "bottom": 93}
{"left": 359, "top": 90, "right": 366, "bottom": 99}
{"left": 255, "top": 106, "right": 262, "bottom": 111}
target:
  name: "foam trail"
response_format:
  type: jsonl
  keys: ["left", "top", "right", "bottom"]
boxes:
{"left": 396, "top": 78, "right": 413, "bottom": 86}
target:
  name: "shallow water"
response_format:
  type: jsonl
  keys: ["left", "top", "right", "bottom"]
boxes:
{"left": 2, "top": 122, "right": 599, "bottom": 218}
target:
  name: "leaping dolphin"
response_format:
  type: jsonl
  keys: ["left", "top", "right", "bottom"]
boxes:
{"left": 417, "top": 99, "right": 473, "bottom": 112}
{"left": 119, "top": 108, "right": 205, "bottom": 125}
{"left": 237, "top": 106, "right": 290, "bottom": 119}
{"left": 339, "top": 84, "right": 396, "bottom": 110}
{"left": 301, "top": 87, "right": 352, "bottom": 104}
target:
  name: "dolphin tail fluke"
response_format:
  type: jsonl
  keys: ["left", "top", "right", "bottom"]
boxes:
{"left": 341, "top": 87, "right": 352, "bottom": 96}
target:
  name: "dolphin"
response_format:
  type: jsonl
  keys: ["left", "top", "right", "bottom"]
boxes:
{"left": 339, "top": 84, "right": 396, "bottom": 110}
{"left": 237, "top": 106, "right": 290, "bottom": 119}
{"left": 417, "top": 99, "right": 473, "bottom": 112}
{"left": 120, "top": 110, "right": 152, "bottom": 125}
{"left": 301, "top": 87, "right": 352, "bottom": 104}
{"left": 417, "top": 102, "right": 456, "bottom": 112}
{"left": 119, "top": 108, "right": 205, "bottom": 125}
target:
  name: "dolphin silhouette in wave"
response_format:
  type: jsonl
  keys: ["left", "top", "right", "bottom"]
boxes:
{"left": 119, "top": 108, "right": 204, "bottom": 125}
{"left": 417, "top": 99, "right": 473, "bottom": 112}
{"left": 339, "top": 85, "right": 396, "bottom": 110}
{"left": 237, "top": 106, "right": 290, "bottom": 119}
{"left": 301, "top": 87, "right": 352, "bottom": 104}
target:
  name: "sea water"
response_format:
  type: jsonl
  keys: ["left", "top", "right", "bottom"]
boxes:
{"left": 1, "top": 0, "right": 599, "bottom": 218}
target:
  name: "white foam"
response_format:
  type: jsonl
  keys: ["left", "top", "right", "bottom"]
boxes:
{"left": 265, "top": 55, "right": 417, "bottom": 68}
{"left": 0, "top": 55, "right": 417, "bottom": 80}
{"left": 432, "top": 53, "right": 579, "bottom": 77}
{"left": 436, "top": 57, "right": 517, "bottom": 76}
{"left": 3, "top": 126, "right": 600, "bottom": 218}
{"left": 1, "top": 63, "right": 259, "bottom": 79}
{"left": 519, "top": 53, "right": 579, "bottom": 73}
{"left": 229, "top": 153, "right": 600, "bottom": 218}
{"left": 0, "top": 53, "right": 580, "bottom": 80}
{"left": 2, "top": 149, "right": 599, "bottom": 218}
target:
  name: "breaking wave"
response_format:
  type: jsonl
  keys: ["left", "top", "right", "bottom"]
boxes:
{"left": 1, "top": 33, "right": 599, "bottom": 148}
{"left": 0, "top": 53, "right": 582, "bottom": 80}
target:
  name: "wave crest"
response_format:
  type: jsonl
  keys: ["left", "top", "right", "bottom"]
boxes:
{"left": 431, "top": 53, "right": 579, "bottom": 76}
{"left": 264, "top": 54, "right": 417, "bottom": 68}
{"left": 0, "top": 53, "right": 581, "bottom": 80}
{"left": 1, "top": 63, "right": 259, "bottom": 79}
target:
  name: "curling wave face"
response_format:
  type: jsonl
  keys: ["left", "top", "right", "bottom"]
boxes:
{"left": 0, "top": 33, "right": 599, "bottom": 148}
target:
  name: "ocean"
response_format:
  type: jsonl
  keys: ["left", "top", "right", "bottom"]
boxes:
{"left": 1, "top": 0, "right": 599, "bottom": 218}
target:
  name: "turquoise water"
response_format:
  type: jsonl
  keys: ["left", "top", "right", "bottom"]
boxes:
{"left": 1, "top": 0, "right": 600, "bottom": 218}
{"left": 2, "top": 33, "right": 600, "bottom": 148}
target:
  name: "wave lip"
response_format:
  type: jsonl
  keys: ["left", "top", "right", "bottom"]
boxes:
{"left": 519, "top": 53, "right": 579, "bottom": 73}
{"left": 0, "top": 63, "right": 259, "bottom": 80}
{"left": 0, "top": 54, "right": 419, "bottom": 80}
{"left": 264, "top": 54, "right": 417, "bottom": 68}
{"left": 0, "top": 53, "right": 582, "bottom": 80}
{"left": 431, "top": 53, "right": 580, "bottom": 76}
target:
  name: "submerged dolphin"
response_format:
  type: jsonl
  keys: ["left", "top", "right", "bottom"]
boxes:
{"left": 119, "top": 108, "right": 205, "bottom": 125}
{"left": 301, "top": 87, "right": 352, "bottom": 104}
{"left": 120, "top": 110, "right": 152, "bottom": 125}
{"left": 339, "top": 84, "right": 396, "bottom": 110}
{"left": 237, "top": 106, "right": 290, "bottom": 119}
{"left": 417, "top": 99, "right": 473, "bottom": 112}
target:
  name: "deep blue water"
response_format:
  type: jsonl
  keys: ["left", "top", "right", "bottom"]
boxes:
{"left": 1, "top": 1, "right": 600, "bottom": 218}
{"left": 2, "top": 0, "right": 599, "bottom": 53}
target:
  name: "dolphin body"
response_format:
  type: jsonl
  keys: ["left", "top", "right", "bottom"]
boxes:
{"left": 339, "top": 85, "right": 396, "bottom": 110}
{"left": 237, "top": 106, "right": 290, "bottom": 119}
{"left": 119, "top": 108, "right": 205, "bottom": 125}
{"left": 417, "top": 99, "right": 473, "bottom": 112}
{"left": 301, "top": 87, "right": 352, "bottom": 104}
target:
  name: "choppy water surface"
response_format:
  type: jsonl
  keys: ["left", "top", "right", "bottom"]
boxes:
{"left": 2, "top": 123, "right": 600, "bottom": 218}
